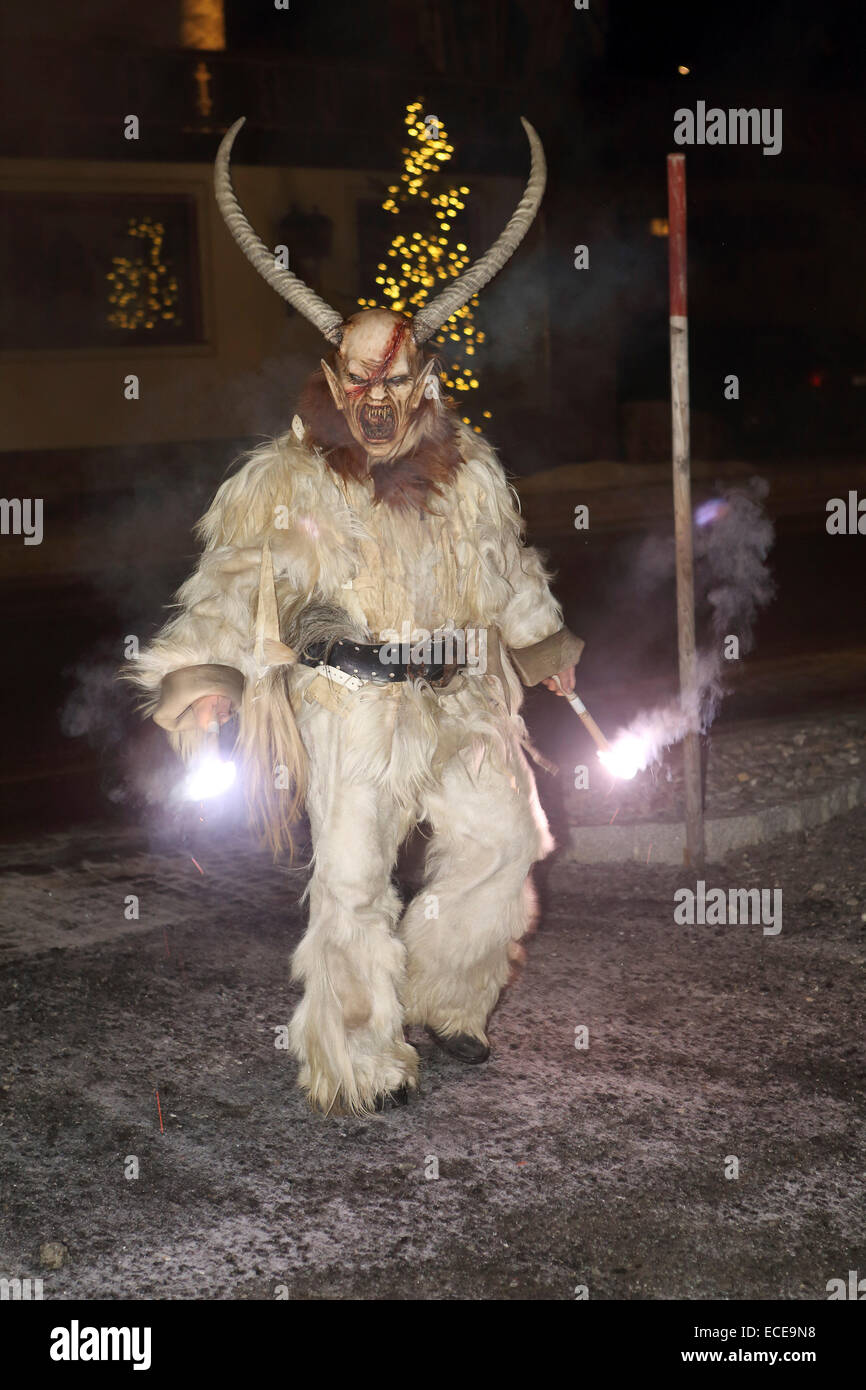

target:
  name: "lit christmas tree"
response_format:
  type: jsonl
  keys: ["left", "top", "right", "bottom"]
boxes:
{"left": 107, "top": 217, "right": 179, "bottom": 331}
{"left": 359, "top": 100, "right": 490, "bottom": 433}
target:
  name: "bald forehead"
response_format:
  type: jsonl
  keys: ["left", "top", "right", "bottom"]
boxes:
{"left": 339, "top": 311, "right": 417, "bottom": 372}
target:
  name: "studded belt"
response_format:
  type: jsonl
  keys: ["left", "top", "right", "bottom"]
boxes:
{"left": 300, "top": 638, "right": 463, "bottom": 689}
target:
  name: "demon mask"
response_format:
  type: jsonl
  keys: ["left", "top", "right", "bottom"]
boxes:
{"left": 213, "top": 115, "right": 546, "bottom": 464}
{"left": 318, "top": 310, "right": 437, "bottom": 462}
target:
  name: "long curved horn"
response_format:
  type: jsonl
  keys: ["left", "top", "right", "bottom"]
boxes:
{"left": 411, "top": 117, "right": 546, "bottom": 346}
{"left": 214, "top": 117, "right": 344, "bottom": 345}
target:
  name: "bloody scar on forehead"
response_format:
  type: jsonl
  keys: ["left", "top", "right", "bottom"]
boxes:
{"left": 345, "top": 319, "right": 410, "bottom": 397}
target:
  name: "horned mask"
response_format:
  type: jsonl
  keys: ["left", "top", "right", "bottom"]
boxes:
{"left": 214, "top": 116, "right": 546, "bottom": 463}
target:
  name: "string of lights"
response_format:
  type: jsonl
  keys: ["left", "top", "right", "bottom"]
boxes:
{"left": 358, "top": 100, "right": 491, "bottom": 433}
{"left": 107, "top": 217, "right": 180, "bottom": 331}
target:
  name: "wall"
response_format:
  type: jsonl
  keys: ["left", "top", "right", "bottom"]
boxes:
{"left": 0, "top": 155, "right": 526, "bottom": 453}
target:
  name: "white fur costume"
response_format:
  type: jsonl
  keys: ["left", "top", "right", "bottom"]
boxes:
{"left": 130, "top": 112, "right": 584, "bottom": 1114}
{"left": 132, "top": 419, "right": 576, "bottom": 1112}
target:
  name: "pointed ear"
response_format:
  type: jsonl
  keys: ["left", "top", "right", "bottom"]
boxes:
{"left": 321, "top": 358, "right": 345, "bottom": 411}
{"left": 408, "top": 358, "right": 438, "bottom": 413}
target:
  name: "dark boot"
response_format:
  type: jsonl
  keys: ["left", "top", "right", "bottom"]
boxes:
{"left": 426, "top": 1027, "right": 490, "bottom": 1064}
{"left": 373, "top": 1083, "right": 412, "bottom": 1112}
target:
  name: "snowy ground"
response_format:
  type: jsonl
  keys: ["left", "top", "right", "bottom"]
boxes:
{"left": 0, "top": 798, "right": 864, "bottom": 1300}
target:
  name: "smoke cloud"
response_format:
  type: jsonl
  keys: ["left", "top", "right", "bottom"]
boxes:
{"left": 608, "top": 477, "right": 775, "bottom": 768}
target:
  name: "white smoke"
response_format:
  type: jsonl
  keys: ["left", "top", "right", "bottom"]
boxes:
{"left": 605, "top": 478, "right": 775, "bottom": 772}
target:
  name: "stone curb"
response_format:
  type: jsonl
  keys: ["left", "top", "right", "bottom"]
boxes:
{"left": 567, "top": 776, "right": 866, "bottom": 865}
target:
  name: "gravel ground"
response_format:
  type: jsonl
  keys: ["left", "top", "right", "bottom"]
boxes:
{"left": 0, "top": 778, "right": 864, "bottom": 1301}
{"left": 564, "top": 707, "right": 866, "bottom": 827}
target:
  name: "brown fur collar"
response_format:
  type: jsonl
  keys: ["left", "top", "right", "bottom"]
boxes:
{"left": 298, "top": 368, "right": 464, "bottom": 514}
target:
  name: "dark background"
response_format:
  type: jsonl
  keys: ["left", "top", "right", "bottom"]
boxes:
{"left": 4, "top": 0, "right": 866, "bottom": 457}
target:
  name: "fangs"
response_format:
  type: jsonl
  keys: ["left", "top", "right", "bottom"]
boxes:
{"left": 360, "top": 403, "right": 396, "bottom": 441}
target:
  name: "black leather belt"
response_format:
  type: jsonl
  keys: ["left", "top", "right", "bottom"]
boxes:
{"left": 300, "top": 639, "right": 463, "bottom": 688}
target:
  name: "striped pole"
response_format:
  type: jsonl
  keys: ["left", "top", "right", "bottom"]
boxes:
{"left": 667, "top": 153, "right": 706, "bottom": 870}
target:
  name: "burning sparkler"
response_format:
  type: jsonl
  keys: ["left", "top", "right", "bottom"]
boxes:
{"left": 552, "top": 679, "right": 649, "bottom": 782}
{"left": 597, "top": 732, "right": 647, "bottom": 782}
{"left": 183, "top": 720, "right": 236, "bottom": 801}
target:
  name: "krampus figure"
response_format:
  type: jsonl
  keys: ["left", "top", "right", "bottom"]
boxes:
{"left": 130, "top": 117, "right": 584, "bottom": 1114}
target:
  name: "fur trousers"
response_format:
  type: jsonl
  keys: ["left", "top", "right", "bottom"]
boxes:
{"left": 288, "top": 688, "right": 553, "bottom": 1114}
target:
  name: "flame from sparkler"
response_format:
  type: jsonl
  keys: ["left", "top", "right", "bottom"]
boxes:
{"left": 597, "top": 732, "right": 648, "bottom": 781}
{"left": 184, "top": 753, "right": 236, "bottom": 801}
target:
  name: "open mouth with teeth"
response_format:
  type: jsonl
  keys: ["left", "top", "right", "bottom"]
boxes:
{"left": 359, "top": 402, "right": 397, "bottom": 442}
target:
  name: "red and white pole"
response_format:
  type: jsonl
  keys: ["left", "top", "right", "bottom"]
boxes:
{"left": 666, "top": 153, "right": 706, "bottom": 869}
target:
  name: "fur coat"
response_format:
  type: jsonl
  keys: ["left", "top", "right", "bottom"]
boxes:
{"left": 130, "top": 416, "right": 576, "bottom": 847}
